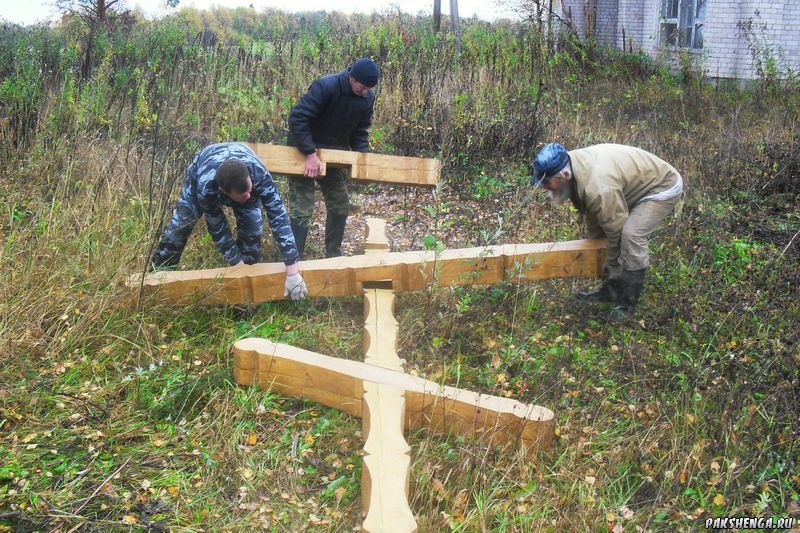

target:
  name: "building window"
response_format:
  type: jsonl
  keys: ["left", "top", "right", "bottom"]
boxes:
{"left": 660, "top": 0, "right": 705, "bottom": 49}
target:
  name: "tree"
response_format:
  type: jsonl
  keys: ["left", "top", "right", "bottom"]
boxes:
{"left": 56, "top": 0, "right": 124, "bottom": 27}
{"left": 55, "top": 0, "right": 129, "bottom": 78}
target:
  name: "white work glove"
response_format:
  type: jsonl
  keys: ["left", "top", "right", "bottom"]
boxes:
{"left": 284, "top": 272, "right": 308, "bottom": 301}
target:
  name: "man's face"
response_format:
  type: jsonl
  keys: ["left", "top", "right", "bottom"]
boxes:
{"left": 348, "top": 76, "right": 373, "bottom": 98}
{"left": 223, "top": 176, "right": 253, "bottom": 203}
{"left": 542, "top": 172, "right": 571, "bottom": 205}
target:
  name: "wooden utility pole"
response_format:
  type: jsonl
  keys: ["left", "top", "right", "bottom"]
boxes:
{"left": 450, "top": 0, "right": 461, "bottom": 54}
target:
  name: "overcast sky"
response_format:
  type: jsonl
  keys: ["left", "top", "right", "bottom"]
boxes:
{"left": 1, "top": 0, "right": 520, "bottom": 26}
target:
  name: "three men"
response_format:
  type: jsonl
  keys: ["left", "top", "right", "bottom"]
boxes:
{"left": 531, "top": 143, "right": 684, "bottom": 317}
{"left": 287, "top": 57, "right": 379, "bottom": 258}
{"left": 151, "top": 142, "right": 308, "bottom": 301}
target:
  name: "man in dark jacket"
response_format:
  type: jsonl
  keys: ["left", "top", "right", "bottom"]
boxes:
{"left": 151, "top": 142, "right": 308, "bottom": 300}
{"left": 287, "top": 57, "right": 379, "bottom": 258}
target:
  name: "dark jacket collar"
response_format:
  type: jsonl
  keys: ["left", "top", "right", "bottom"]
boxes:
{"left": 338, "top": 70, "right": 354, "bottom": 95}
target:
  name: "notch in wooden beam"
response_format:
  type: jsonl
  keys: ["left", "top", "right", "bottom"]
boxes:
{"left": 362, "top": 280, "right": 393, "bottom": 290}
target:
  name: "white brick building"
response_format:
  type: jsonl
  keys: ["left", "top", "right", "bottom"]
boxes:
{"left": 561, "top": 0, "right": 800, "bottom": 79}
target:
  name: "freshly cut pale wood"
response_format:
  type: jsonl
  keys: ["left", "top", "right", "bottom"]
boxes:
{"left": 245, "top": 143, "right": 439, "bottom": 187}
{"left": 130, "top": 239, "right": 608, "bottom": 306}
{"left": 364, "top": 217, "right": 390, "bottom": 252}
{"left": 360, "top": 220, "right": 414, "bottom": 531}
{"left": 363, "top": 288, "right": 400, "bottom": 371}
{"left": 361, "top": 382, "right": 417, "bottom": 532}
{"left": 233, "top": 338, "right": 555, "bottom": 454}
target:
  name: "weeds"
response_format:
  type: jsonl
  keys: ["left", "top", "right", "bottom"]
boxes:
{"left": 1, "top": 4, "right": 799, "bottom": 533}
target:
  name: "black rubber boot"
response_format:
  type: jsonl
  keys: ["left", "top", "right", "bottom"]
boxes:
{"left": 577, "top": 278, "right": 620, "bottom": 303}
{"left": 324, "top": 212, "right": 347, "bottom": 258}
{"left": 149, "top": 249, "right": 180, "bottom": 272}
{"left": 290, "top": 222, "right": 309, "bottom": 259}
{"left": 609, "top": 268, "right": 646, "bottom": 319}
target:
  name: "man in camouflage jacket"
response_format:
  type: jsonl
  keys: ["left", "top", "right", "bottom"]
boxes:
{"left": 287, "top": 57, "right": 379, "bottom": 258}
{"left": 151, "top": 142, "right": 308, "bottom": 300}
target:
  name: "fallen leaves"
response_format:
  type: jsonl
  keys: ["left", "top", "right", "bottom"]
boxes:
{"left": 431, "top": 478, "right": 447, "bottom": 501}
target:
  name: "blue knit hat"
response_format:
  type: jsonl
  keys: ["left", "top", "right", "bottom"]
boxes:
{"left": 530, "top": 143, "right": 569, "bottom": 186}
{"left": 349, "top": 57, "right": 380, "bottom": 88}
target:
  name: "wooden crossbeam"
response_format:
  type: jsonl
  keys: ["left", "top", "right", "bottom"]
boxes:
{"left": 245, "top": 143, "right": 440, "bottom": 187}
{"left": 233, "top": 338, "right": 555, "bottom": 455}
{"left": 130, "top": 239, "right": 607, "bottom": 306}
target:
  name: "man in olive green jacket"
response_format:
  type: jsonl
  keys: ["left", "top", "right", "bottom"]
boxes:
{"left": 530, "top": 143, "right": 684, "bottom": 317}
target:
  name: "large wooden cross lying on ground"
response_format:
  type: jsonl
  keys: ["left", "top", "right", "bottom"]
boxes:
{"left": 132, "top": 150, "right": 606, "bottom": 531}
{"left": 131, "top": 225, "right": 606, "bottom": 531}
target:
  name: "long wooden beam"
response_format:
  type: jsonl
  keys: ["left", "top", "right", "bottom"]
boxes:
{"left": 245, "top": 143, "right": 439, "bottom": 187}
{"left": 361, "top": 285, "right": 416, "bottom": 532}
{"left": 130, "top": 239, "right": 607, "bottom": 306}
{"left": 359, "top": 220, "right": 416, "bottom": 532}
{"left": 233, "top": 338, "right": 554, "bottom": 454}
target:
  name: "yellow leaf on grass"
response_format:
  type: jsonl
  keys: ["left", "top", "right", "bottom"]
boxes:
{"left": 334, "top": 486, "right": 347, "bottom": 503}
{"left": 122, "top": 515, "right": 138, "bottom": 525}
{"left": 246, "top": 432, "right": 258, "bottom": 446}
{"left": 453, "top": 489, "right": 468, "bottom": 514}
{"left": 431, "top": 478, "right": 447, "bottom": 500}
{"left": 450, "top": 490, "right": 469, "bottom": 521}
{"left": 713, "top": 494, "right": 725, "bottom": 506}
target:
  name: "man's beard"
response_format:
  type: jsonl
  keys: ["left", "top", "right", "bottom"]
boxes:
{"left": 546, "top": 188, "right": 571, "bottom": 205}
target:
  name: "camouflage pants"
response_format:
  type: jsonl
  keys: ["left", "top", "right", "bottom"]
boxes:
{"left": 152, "top": 189, "right": 264, "bottom": 268}
{"left": 287, "top": 167, "right": 350, "bottom": 228}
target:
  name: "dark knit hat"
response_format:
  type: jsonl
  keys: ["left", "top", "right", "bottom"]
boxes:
{"left": 349, "top": 57, "right": 380, "bottom": 88}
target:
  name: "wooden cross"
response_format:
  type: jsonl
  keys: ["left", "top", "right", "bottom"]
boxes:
{"left": 130, "top": 149, "right": 606, "bottom": 530}
{"left": 232, "top": 219, "right": 559, "bottom": 532}
{"left": 130, "top": 205, "right": 607, "bottom": 529}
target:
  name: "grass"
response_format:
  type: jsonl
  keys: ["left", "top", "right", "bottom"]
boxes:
{"left": 1, "top": 7, "right": 799, "bottom": 533}
{"left": 2, "top": 165, "right": 798, "bottom": 531}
